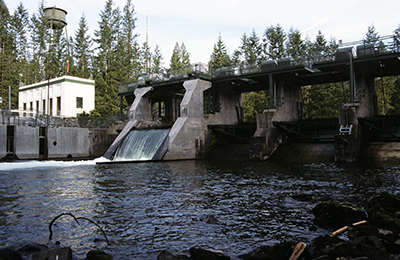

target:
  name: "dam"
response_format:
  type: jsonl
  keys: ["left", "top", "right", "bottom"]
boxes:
{"left": 103, "top": 40, "right": 400, "bottom": 163}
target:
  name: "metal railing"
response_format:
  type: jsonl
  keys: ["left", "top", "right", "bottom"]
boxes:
{"left": 0, "top": 109, "right": 127, "bottom": 129}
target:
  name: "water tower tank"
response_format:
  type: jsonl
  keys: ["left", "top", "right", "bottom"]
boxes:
{"left": 44, "top": 7, "right": 67, "bottom": 30}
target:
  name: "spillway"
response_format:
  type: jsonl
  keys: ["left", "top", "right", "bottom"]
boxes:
{"left": 112, "top": 128, "right": 170, "bottom": 161}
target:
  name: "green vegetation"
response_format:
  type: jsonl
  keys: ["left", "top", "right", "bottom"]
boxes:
{"left": 1, "top": 0, "right": 400, "bottom": 120}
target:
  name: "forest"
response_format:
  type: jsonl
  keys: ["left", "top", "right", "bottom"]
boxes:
{"left": 1, "top": 0, "right": 400, "bottom": 121}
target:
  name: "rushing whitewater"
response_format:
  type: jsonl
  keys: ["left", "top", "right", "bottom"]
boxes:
{"left": 113, "top": 128, "right": 170, "bottom": 161}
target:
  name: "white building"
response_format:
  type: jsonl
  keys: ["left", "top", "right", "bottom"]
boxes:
{"left": 18, "top": 75, "right": 95, "bottom": 117}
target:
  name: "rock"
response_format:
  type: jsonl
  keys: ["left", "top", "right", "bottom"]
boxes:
{"left": 312, "top": 201, "right": 367, "bottom": 228}
{"left": 189, "top": 247, "right": 230, "bottom": 260}
{"left": 366, "top": 192, "right": 400, "bottom": 215}
{"left": 322, "top": 236, "right": 388, "bottom": 260}
{"left": 240, "top": 241, "right": 299, "bottom": 260}
{"left": 32, "top": 247, "right": 72, "bottom": 260}
{"left": 85, "top": 249, "right": 113, "bottom": 260}
{"left": 17, "top": 242, "right": 48, "bottom": 257}
{"left": 292, "top": 193, "right": 313, "bottom": 202}
{"left": 309, "top": 235, "right": 345, "bottom": 258}
{"left": 0, "top": 247, "right": 23, "bottom": 260}
{"left": 157, "top": 250, "right": 188, "bottom": 260}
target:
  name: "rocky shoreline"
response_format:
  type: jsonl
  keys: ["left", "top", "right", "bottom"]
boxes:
{"left": 1, "top": 192, "right": 399, "bottom": 260}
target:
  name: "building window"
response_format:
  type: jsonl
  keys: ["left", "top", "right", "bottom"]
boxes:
{"left": 42, "top": 100, "right": 46, "bottom": 115}
{"left": 57, "top": 97, "right": 61, "bottom": 116}
{"left": 49, "top": 98, "right": 53, "bottom": 116}
{"left": 76, "top": 97, "right": 83, "bottom": 109}
{"left": 36, "top": 101, "right": 39, "bottom": 113}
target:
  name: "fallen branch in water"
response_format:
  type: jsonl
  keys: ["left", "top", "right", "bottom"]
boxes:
{"left": 289, "top": 242, "right": 307, "bottom": 260}
{"left": 48, "top": 212, "right": 109, "bottom": 245}
{"left": 330, "top": 220, "right": 368, "bottom": 237}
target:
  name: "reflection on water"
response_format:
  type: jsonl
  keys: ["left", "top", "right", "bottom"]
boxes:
{"left": 0, "top": 160, "right": 399, "bottom": 259}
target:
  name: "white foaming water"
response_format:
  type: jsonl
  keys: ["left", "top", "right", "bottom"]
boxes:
{"left": 0, "top": 157, "right": 110, "bottom": 171}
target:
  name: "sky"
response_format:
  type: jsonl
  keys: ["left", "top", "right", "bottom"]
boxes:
{"left": 6, "top": 0, "right": 400, "bottom": 66}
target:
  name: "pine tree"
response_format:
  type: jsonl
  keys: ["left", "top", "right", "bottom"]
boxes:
{"left": 120, "top": 0, "right": 139, "bottom": 81}
{"left": 286, "top": 27, "right": 304, "bottom": 64}
{"left": 30, "top": 0, "right": 48, "bottom": 82}
{"left": 151, "top": 44, "right": 164, "bottom": 75}
{"left": 208, "top": 34, "right": 231, "bottom": 73}
{"left": 180, "top": 43, "right": 191, "bottom": 73}
{"left": 73, "top": 14, "right": 92, "bottom": 78}
{"left": 141, "top": 41, "right": 151, "bottom": 75}
{"left": 0, "top": 0, "right": 18, "bottom": 109}
{"left": 240, "top": 29, "right": 262, "bottom": 67}
{"left": 263, "top": 24, "right": 286, "bottom": 59}
{"left": 11, "top": 3, "right": 29, "bottom": 86}
{"left": 93, "top": 0, "right": 121, "bottom": 116}
{"left": 314, "top": 31, "right": 327, "bottom": 62}
{"left": 169, "top": 42, "right": 181, "bottom": 75}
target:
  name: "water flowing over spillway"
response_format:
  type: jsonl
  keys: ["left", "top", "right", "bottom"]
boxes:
{"left": 113, "top": 128, "right": 170, "bottom": 161}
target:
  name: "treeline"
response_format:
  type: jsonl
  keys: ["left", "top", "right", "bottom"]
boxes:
{"left": 1, "top": 0, "right": 400, "bottom": 118}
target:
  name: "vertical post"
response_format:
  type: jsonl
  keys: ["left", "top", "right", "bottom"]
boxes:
{"left": 269, "top": 74, "right": 274, "bottom": 108}
{"left": 349, "top": 52, "right": 354, "bottom": 104}
{"left": 47, "top": 78, "right": 50, "bottom": 126}
{"left": 8, "top": 85, "right": 11, "bottom": 111}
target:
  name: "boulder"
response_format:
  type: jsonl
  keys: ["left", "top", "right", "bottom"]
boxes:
{"left": 240, "top": 241, "right": 299, "bottom": 260}
{"left": 32, "top": 247, "right": 72, "bottom": 260}
{"left": 366, "top": 192, "right": 400, "bottom": 215}
{"left": 189, "top": 247, "right": 230, "bottom": 260}
{"left": 157, "top": 250, "right": 188, "bottom": 260}
{"left": 85, "top": 249, "right": 113, "bottom": 260}
{"left": 312, "top": 202, "right": 367, "bottom": 228}
{"left": 323, "top": 235, "right": 388, "bottom": 260}
{"left": 0, "top": 247, "right": 23, "bottom": 260}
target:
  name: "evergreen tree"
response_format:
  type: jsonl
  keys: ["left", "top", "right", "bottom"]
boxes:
{"left": 208, "top": 34, "right": 231, "bottom": 73}
{"left": 141, "top": 41, "right": 151, "bottom": 75}
{"left": 30, "top": 0, "right": 48, "bottom": 82}
{"left": 151, "top": 44, "right": 164, "bottom": 75}
{"left": 313, "top": 30, "right": 327, "bottom": 62}
{"left": 93, "top": 0, "right": 121, "bottom": 116}
{"left": 120, "top": 0, "right": 139, "bottom": 81}
{"left": 363, "top": 25, "right": 385, "bottom": 51}
{"left": 0, "top": 0, "right": 18, "bottom": 109}
{"left": 286, "top": 27, "right": 304, "bottom": 64}
{"left": 180, "top": 43, "right": 191, "bottom": 73}
{"left": 239, "top": 29, "right": 262, "bottom": 67}
{"left": 73, "top": 14, "right": 92, "bottom": 78}
{"left": 263, "top": 24, "right": 286, "bottom": 59}
{"left": 11, "top": 2, "right": 29, "bottom": 86}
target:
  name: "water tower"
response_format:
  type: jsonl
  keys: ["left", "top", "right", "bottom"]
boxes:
{"left": 43, "top": 7, "right": 67, "bottom": 30}
{"left": 43, "top": 6, "right": 69, "bottom": 58}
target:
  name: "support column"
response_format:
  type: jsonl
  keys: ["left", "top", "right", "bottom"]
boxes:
{"left": 334, "top": 70, "right": 376, "bottom": 162}
{"left": 163, "top": 79, "right": 212, "bottom": 160}
{"left": 250, "top": 74, "right": 303, "bottom": 160}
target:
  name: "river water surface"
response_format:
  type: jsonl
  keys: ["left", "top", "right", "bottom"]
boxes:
{"left": 0, "top": 159, "right": 399, "bottom": 259}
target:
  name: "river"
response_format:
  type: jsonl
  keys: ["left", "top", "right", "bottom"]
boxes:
{"left": 0, "top": 159, "right": 399, "bottom": 259}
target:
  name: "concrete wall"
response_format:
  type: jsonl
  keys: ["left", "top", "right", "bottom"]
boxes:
{"left": 0, "top": 125, "right": 111, "bottom": 160}
{"left": 15, "top": 126, "right": 39, "bottom": 159}
{"left": 164, "top": 79, "right": 212, "bottom": 160}
{"left": 0, "top": 125, "right": 7, "bottom": 158}
{"left": 204, "top": 88, "right": 242, "bottom": 125}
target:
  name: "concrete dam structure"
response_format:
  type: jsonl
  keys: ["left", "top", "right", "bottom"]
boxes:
{"left": 105, "top": 42, "right": 400, "bottom": 163}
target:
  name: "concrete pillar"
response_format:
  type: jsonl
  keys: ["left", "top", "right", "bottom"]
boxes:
{"left": 163, "top": 79, "right": 211, "bottom": 160}
{"left": 129, "top": 86, "right": 153, "bottom": 121}
{"left": 334, "top": 70, "right": 376, "bottom": 162}
{"left": 250, "top": 75, "right": 303, "bottom": 160}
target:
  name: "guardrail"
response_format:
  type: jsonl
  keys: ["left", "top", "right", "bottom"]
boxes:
{"left": 0, "top": 109, "right": 127, "bottom": 129}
